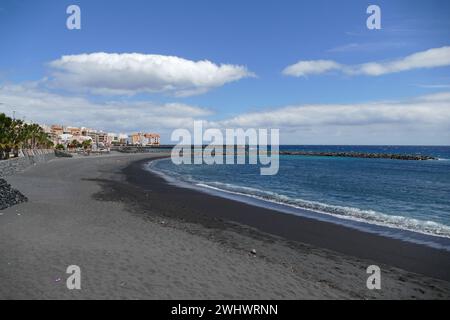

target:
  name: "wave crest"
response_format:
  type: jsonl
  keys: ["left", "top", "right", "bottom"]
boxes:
{"left": 146, "top": 160, "right": 450, "bottom": 239}
{"left": 196, "top": 181, "right": 450, "bottom": 239}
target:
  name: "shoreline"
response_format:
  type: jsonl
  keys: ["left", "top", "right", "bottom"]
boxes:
{"left": 147, "top": 158, "right": 450, "bottom": 248}
{"left": 121, "top": 157, "right": 450, "bottom": 282}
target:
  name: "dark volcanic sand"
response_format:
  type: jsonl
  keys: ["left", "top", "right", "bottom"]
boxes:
{"left": 109, "top": 157, "right": 450, "bottom": 282}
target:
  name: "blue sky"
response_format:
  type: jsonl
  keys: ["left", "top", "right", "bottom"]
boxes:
{"left": 0, "top": 0, "right": 450, "bottom": 144}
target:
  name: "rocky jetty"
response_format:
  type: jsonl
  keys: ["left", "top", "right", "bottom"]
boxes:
{"left": 0, "top": 178, "right": 28, "bottom": 210}
{"left": 280, "top": 151, "right": 437, "bottom": 161}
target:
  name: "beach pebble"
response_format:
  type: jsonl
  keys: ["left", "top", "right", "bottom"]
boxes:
{"left": 0, "top": 178, "right": 28, "bottom": 210}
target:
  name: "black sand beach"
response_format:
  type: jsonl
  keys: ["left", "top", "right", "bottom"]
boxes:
{"left": 1, "top": 153, "right": 449, "bottom": 299}
{"left": 120, "top": 157, "right": 450, "bottom": 282}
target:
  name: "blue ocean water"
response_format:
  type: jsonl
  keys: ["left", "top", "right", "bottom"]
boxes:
{"left": 148, "top": 146, "right": 450, "bottom": 246}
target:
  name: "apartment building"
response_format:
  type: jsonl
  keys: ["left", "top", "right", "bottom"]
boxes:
{"left": 144, "top": 133, "right": 160, "bottom": 146}
{"left": 130, "top": 133, "right": 161, "bottom": 146}
{"left": 47, "top": 124, "right": 160, "bottom": 149}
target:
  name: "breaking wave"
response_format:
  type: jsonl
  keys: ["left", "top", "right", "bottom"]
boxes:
{"left": 146, "top": 159, "right": 450, "bottom": 239}
{"left": 195, "top": 181, "right": 450, "bottom": 239}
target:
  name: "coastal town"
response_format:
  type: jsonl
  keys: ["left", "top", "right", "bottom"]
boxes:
{"left": 0, "top": 112, "right": 160, "bottom": 160}
{"left": 44, "top": 124, "right": 160, "bottom": 151}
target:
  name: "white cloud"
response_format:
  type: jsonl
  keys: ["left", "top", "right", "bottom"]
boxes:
{"left": 214, "top": 93, "right": 450, "bottom": 145}
{"left": 1, "top": 83, "right": 449, "bottom": 145}
{"left": 48, "top": 52, "right": 255, "bottom": 96}
{"left": 218, "top": 93, "right": 450, "bottom": 128}
{"left": 282, "top": 60, "right": 341, "bottom": 77}
{"left": 0, "top": 83, "right": 212, "bottom": 134}
{"left": 284, "top": 46, "right": 450, "bottom": 77}
{"left": 414, "top": 84, "right": 450, "bottom": 89}
{"left": 327, "top": 42, "right": 408, "bottom": 53}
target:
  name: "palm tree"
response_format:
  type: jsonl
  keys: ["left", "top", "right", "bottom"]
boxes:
{"left": 69, "top": 139, "right": 81, "bottom": 150}
{"left": 0, "top": 113, "right": 15, "bottom": 159}
{"left": 0, "top": 113, "right": 54, "bottom": 160}
{"left": 81, "top": 140, "right": 91, "bottom": 149}
{"left": 81, "top": 140, "right": 92, "bottom": 155}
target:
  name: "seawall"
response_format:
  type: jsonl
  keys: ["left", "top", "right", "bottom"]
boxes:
{"left": 0, "top": 150, "right": 55, "bottom": 178}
